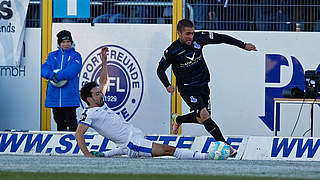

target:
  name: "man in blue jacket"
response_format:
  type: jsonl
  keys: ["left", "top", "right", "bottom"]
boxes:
{"left": 41, "top": 30, "right": 82, "bottom": 131}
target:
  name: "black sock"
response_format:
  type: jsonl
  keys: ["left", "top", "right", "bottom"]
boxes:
{"left": 176, "top": 112, "right": 198, "bottom": 125}
{"left": 203, "top": 118, "right": 228, "bottom": 144}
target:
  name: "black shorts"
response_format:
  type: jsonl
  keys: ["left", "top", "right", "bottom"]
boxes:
{"left": 179, "top": 85, "right": 211, "bottom": 115}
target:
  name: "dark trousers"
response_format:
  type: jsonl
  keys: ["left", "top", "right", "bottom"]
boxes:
{"left": 52, "top": 107, "right": 78, "bottom": 131}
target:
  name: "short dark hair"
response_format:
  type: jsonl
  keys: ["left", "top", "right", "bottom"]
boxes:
{"left": 80, "top": 82, "right": 97, "bottom": 105}
{"left": 177, "top": 19, "right": 194, "bottom": 33}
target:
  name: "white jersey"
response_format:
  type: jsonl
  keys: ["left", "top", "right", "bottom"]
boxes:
{"left": 79, "top": 103, "right": 134, "bottom": 147}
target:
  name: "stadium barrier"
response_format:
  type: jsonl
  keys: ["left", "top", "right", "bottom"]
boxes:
{"left": 0, "top": 131, "right": 319, "bottom": 161}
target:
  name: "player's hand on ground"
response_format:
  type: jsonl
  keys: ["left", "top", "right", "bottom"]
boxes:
{"left": 166, "top": 85, "right": 175, "bottom": 94}
{"left": 85, "top": 153, "right": 96, "bottom": 158}
{"left": 244, "top": 43, "right": 257, "bottom": 51}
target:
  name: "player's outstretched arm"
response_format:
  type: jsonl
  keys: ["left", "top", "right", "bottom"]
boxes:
{"left": 206, "top": 32, "right": 257, "bottom": 51}
{"left": 99, "top": 47, "right": 109, "bottom": 95}
{"left": 75, "top": 123, "right": 93, "bottom": 157}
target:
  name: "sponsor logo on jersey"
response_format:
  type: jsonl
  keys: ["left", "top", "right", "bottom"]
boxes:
{"left": 186, "top": 52, "right": 195, "bottom": 61}
{"left": 193, "top": 41, "right": 201, "bottom": 49}
{"left": 190, "top": 96, "right": 198, "bottom": 103}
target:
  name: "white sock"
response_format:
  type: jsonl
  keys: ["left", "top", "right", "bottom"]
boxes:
{"left": 103, "top": 147, "right": 128, "bottom": 157}
{"left": 173, "top": 148, "right": 210, "bottom": 160}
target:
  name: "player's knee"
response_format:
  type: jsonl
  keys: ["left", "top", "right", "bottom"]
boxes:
{"left": 198, "top": 109, "right": 210, "bottom": 123}
{"left": 197, "top": 116, "right": 208, "bottom": 124}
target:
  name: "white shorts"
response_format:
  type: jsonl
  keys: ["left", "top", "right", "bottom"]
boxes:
{"left": 126, "top": 127, "right": 153, "bottom": 158}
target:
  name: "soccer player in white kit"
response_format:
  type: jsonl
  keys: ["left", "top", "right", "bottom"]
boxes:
{"left": 75, "top": 47, "right": 216, "bottom": 160}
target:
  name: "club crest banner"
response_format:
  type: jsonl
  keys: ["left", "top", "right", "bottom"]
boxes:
{"left": 0, "top": 0, "right": 29, "bottom": 66}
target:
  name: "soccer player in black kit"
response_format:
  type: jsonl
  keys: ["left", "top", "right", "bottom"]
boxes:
{"left": 157, "top": 19, "right": 257, "bottom": 157}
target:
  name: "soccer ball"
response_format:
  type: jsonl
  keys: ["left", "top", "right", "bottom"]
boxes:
{"left": 209, "top": 141, "right": 230, "bottom": 160}
{"left": 50, "top": 69, "right": 68, "bottom": 88}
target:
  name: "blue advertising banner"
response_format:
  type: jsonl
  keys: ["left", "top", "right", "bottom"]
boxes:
{"left": 53, "top": 0, "right": 90, "bottom": 18}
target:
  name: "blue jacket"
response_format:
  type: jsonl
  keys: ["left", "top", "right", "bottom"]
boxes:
{"left": 41, "top": 47, "right": 82, "bottom": 107}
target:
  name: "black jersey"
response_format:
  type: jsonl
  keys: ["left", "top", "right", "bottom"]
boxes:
{"left": 157, "top": 31, "right": 246, "bottom": 91}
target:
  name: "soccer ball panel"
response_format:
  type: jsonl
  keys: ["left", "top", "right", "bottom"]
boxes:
{"left": 209, "top": 141, "right": 230, "bottom": 160}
